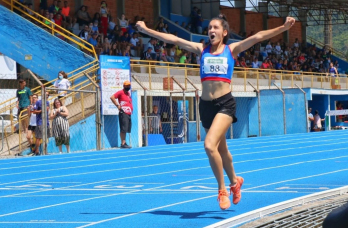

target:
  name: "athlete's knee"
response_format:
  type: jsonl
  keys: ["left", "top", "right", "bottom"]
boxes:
{"left": 204, "top": 138, "right": 218, "bottom": 156}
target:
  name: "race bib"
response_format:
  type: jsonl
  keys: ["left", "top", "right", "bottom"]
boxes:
{"left": 203, "top": 57, "right": 228, "bottom": 74}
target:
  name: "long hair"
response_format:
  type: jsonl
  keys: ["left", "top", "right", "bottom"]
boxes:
{"left": 210, "top": 13, "right": 230, "bottom": 44}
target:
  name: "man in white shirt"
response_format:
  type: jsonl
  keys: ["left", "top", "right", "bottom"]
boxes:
{"left": 145, "top": 38, "right": 157, "bottom": 60}
{"left": 130, "top": 33, "right": 143, "bottom": 57}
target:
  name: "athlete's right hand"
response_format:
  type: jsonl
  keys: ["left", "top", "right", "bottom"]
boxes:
{"left": 136, "top": 21, "right": 147, "bottom": 33}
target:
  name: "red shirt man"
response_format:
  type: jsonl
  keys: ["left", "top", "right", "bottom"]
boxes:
{"left": 110, "top": 80, "right": 132, "bottom": 149}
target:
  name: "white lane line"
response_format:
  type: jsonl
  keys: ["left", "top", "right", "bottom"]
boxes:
{"left": 1, "top": 155, "right": 348, "bottom": 218}
{"left": 0, "top": 222, "right": 90, "bottom": 224}
{"left": 2, "top": 131, "right": 346, "bottom": 166}
{"left": 2, "top": 140, "right": 346, "bottom": 178}
{"left": 76, "top": 168, "right": 348, "bottom": 228}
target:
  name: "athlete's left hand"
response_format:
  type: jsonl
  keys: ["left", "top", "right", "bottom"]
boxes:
{"left": 283, "top": 17, "right": 295, "bottom": 30}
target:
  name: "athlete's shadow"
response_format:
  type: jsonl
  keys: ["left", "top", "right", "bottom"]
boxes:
{"left": 81, "top": 210, "right": 235, "bottom": 220}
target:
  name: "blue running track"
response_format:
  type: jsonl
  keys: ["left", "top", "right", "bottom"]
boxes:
{"left": 0, "top": 130, "right": 348, "bottom": 228}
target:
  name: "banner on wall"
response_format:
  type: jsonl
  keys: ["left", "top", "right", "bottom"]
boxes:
{"left": 177, "top": 100, "right": 189, "bottom": 140}
{"left": 99, "top": 55, "right": 131, "bottom": 115}
{"left": 0, "top": 52, "right": 17, "bottom": 79}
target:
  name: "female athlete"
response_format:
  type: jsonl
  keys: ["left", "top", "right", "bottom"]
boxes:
{"left": 136, "top": 15, "right": 295, "bottom": 210}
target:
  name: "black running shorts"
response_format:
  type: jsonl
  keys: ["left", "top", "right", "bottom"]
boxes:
{"left": 199, "top": 92, "right": 237, "bottom": 129}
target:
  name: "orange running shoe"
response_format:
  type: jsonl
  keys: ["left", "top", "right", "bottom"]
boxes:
{"left": 230, "top": 176, "right": 244, "bottom": 205}
{"left": 217, "top": 189, "right": 231, "bottom": 210}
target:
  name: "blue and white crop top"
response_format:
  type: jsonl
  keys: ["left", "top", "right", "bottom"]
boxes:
{"left": 200, "top": 44, "right": 235, "bottom": 83}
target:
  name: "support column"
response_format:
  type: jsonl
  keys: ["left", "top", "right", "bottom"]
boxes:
{"left": 117, "top": 0, "right": 125, "bottom": 16}
{"left": 235, "top": 0, "right": 246, "bottom": 34}
{"left": 299, "top": 9, "right": 307, "bottom": 47}
{"left": 258, "top": 2, "right": 268, "bottom": 30}
{"left": 324, "top": 10, "right": 333, "bottom": 48}
{"left": 280, "top": 5, "right": 290, "bottom": 44}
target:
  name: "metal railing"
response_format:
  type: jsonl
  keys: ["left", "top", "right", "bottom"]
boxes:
{"left": 1, "top": 0, "right": 97, "bottom": 60}
{"left": 129, "top": 59, "right": 347, "bottom": 92}
{"left": 308, "top": 36, "right": 347, "bottom": 61}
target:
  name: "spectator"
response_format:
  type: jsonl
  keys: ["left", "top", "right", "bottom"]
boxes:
{"left": 100, "top": 1, "right": 108, "bottom": 36}
{"left": 102, "top": 37, "right": 111, "bottom": 55}
{"left": 61, "top": 1, "right": 70, "bottom": 18}
{"left": 150, "top": 105, "right": 162, "bottom": 134}
{"left": 26, "top": 93, "right": 38, "bottom": 149}
{"left": 91, "top": 20, "right": 99, "bottom": 33}
{"left": 336, "top": 103, "right": 344, "bottom": 122}
{"left": 108, "top": 16, "right": 116, "bottom": 32}
{"left": 50, "top": 98, "right": 70, "bottom": 153}
{"left": 329, "top": 62, "right": 339, "bottom": 77}
{"left": 79, "top": 24, "right": 91, "bottom": 40}
{"left": 32, "top": 92, "right": 50, "bottom": 156}
{"left": 95, "top": 36, "right": 103, "bottom": 55}
{"left": 308, "top": 107, "right": 314, "bottom": 132}
{"left": 48, "top": 0, "right": 57, "bottom": 14}
{"left": 145, "top": 38, "right": 157, "bottom": 60}
{"left": 118, "top": 13, "right": 129, "bottom": 33}
{"left": 110, "top": 42, "right": 119, "bottom": 56}
{"left": 190, "top": 6, "right": 198, "bottom": 33}
{"left": 163, "top": 23, "right": 169, "bottom": 33}
{"left": 110, "top": 81, "right": 133, "bottom": 149}
{"left": 313, "top": 110, "right": 325, "bottom": 132}
{"left": 141, "top": 47, "right": 154, "bottom": 60}
{"left": 130, "top": 32, "right": 142, "bottom": 56}
{"left": 252, "top": 58, "right": 260, "bottom": 68}
{"left": 16, "top": 79, "right": 32, "bottom": 134}
{"left": 179, "top": 51, "right": 190, "bottom": 64}
{"left": 122, "top": 44, "right": 131, "bottom": 57}
{"left": 54, "top": 71, "right": 70, "bottom": 103}
{"left": 88, "top": 32, "right": 98, "bottom": 47}
{"left": 196, "top": 10, "right": 203, "bottom": 34}
{"left": 76, "top": 6, "right": 90, "bottom": 27}
{"left": 40, "top": 0, "right": 48, "bottom": 11}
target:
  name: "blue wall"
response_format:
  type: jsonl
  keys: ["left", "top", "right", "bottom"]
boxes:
{"left": 0, "top": 6, "right": 95, "bottom": 81}
{"left": 284, "top": 89, "right": 307, "bottom": 134}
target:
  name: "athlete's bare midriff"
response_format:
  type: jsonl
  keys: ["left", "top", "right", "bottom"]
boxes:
{"left": 201, "top": 80, "right": 231, "bottom": 101}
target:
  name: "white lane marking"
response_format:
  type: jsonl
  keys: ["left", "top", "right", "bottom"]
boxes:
{"left": 2, "top": 130, "right": 346, "bottom": 166}
{"left": 1, "top": 155, "right": 348, "bottom": 218}
{"left": 76, "top": 168, "right": 348, "bottom": 228}
{"left": 2, "top": 141, "right": 346, "bottom": 179}
{"left": 276, "top": 187, "right": 329, "bottom": 190}
{"left": 0, "top": 222, "right": 90, "bottom": 224}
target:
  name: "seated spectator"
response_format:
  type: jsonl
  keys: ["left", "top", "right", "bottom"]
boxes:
{"left": 110, "top": 42, "right": 119, "bottom": 56}
{"left": 145, "top": 38, "right": 157, "bottom": 60}
{"left": 91, "top": 20, "right": 99, "bottom": 33}
{"left": 79, "top": 24, "right": 91, "bottom": 40}
{"left": 252, "top": 58, "right": 260, "bottom": 68}
{"left": 76, "top": 6, "right": 90, "bottom": 27}
{"left": 196, "top": 10, "right": 203, "bottom": 34}
{"left": 142, "top": 47, "right": 155, "bottom": 60}
{"left": 108, "top": 16, "right": 116, "bottom": 32}
{"left": 163, "top": 23, "right": 169, "bottom": 33}
{"left": 122, "top": 44, "right": 131, "bottom": 57}
{"left": 130, "top": 33, "right": 143, "bottom": 57}
{"left": 102, "top": 37, "right": 111, "bottom": 55}
{"left": 179, "top": 51, "right": 190, "bottom": 65}
{"left": 95, "top": 36, "right": 103, "bottom": 55}
{"left": 88, "top": 32, "right": 98, "bottom": 47}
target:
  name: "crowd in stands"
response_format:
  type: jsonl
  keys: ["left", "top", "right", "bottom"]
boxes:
{"left": 14, "top": 1, "right": 343, "bottom": 75}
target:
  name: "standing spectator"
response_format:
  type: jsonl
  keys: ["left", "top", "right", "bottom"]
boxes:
{"left": 308, "top": 107, "right": 314, "bottom": 132}
{"left": 50, "top": 98, "right": 70, "bottom": 153}
{"left": 61, "top": 1, "right": 70, "bottom": 19}
{"left": 16, "top": 79, "right": 32, "bottom": 134}
{"left": 32, "top": 92, "right": 50, "bottom": 156}
{"left": 26, "top": 94, "right": 38, "bottom": 148}
{"left": 48, "top": 0, "right": 57, "bottom": 14}
{"left": 313, "top": 110, "right": 325, "bottom": 132}
{"left": 110, "top": 81, "right": 133, "bottom": 149}
{"left": 336, "top": 103, "right": 344, "bottom": 122}
{"left": 118, "top": 14, "right": 129, "bottom": 33}
{"left": 100, "top": 1, "right": 108, "bottom": 36}
{"left": 149, "top": 105, "right": 162, "bottom": 134}
{"left": 54, "top": 71, "right": 71, "bottom": 103}
{"left": 329, "top": 62, "right": 338, "bottom": 77}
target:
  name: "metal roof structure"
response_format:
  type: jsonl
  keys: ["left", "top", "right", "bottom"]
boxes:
{"left": 195, "top": 0, "right": 348, "bottom": 25}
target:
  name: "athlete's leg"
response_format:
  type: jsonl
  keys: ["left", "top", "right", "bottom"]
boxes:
{"left": 218, "top": 135, "right": 237, "bottom": 185}
{"left": 204, "top": 113, "right": 233, "bottom": 190}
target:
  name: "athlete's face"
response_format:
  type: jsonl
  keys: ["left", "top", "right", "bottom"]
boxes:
{"left": 208, "top": 20, "right": 227, "bottom": 45}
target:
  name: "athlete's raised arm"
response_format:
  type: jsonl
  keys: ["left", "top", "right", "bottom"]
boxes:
{"left": 136, "top": 21, "right": 203, "bottom": 55}
{"left": 230, "top": 17, "right": 295, "bottom": 57}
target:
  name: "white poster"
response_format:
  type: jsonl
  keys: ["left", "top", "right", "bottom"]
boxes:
{"left": 100, "top": 56, "right": 131, "bottom": 115}
{"left": 0, "top": 53, "right": 17, "bottom": 79}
